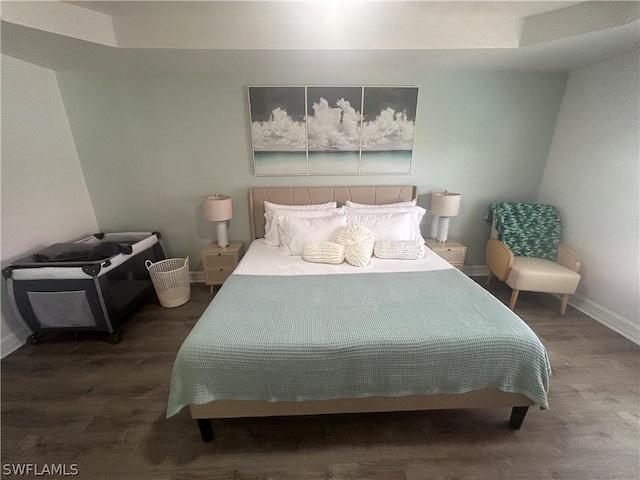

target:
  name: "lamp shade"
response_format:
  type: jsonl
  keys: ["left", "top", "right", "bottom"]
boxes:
{"left": 202, "top": 194, "right": 233, "bottom": 222}
{"left": 430, "top": 191, "right": 461, "bottom": 217}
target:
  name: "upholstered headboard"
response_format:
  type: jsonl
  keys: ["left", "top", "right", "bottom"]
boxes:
{"left": 248, "top": 185, "right": 417, "bottom": 239}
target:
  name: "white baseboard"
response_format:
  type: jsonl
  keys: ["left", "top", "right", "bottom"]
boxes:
{"left": 1, "top": 329, "right": 28, "bottom": 359}
{"left": 189, "top": 271, "right": 205, "bottom": 283}
{"left": 463, "top": 265, "right": 489, "bottom": 277}
{"left": 559, "top": 293, "right": 640, "bottom": 345}
{"left": 424, "top": 265, "right": 639, "bottom": 346}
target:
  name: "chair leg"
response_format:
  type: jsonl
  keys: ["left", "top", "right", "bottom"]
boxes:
{"left": 509, "top": 290, "right": 519, "bottom": 310}
{"left": 560, "top": 294, "right": 569, "bottom": 315}
{"left": 487, "top": 271, "right": 493, "bottom": 285}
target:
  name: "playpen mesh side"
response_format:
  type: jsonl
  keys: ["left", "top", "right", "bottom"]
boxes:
{"left": 27, "top": 291, "right": 98, "bottom": 328}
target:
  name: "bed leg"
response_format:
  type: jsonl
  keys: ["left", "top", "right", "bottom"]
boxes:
{"left": 509, "top": 406, "right": 529, "bottom": 429}
{"left": 197, "top": 419, "right": 214, "bottom": 442}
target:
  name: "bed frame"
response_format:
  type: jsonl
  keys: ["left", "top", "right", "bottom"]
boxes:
{"left": 190, "top": 186, "right": 534, "bottom": 442}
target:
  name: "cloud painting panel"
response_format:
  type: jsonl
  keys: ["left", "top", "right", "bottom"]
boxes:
{"left": 307, "top": 87, "right": 362, "bottom": 174}
{"left": 249, "top": 87, "right": 306, "bottom": 151}
{"left": 249, "top": 87, "right": 307, "bottom": 175}
{"left": 307, "top": 87, "right": 362, "bottom": 151}
{"left": 361, "top": 87, "right": 418, "bottom": 173}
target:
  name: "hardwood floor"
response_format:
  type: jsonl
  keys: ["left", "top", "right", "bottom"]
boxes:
{"left": 2, "top": 279, "right": 638, "bottom": 480}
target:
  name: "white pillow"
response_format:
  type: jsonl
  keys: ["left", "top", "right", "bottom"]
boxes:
{"left": 264, "top": 201, "right": 337, "bottom": 235}
{"left": 279, "top": 215, "right": 348, "bottom": 256}
{"left": 264, "top": 208, "right": 344, "bottom": 246}
{"left": 345, "top": 199, "right": 417, "bottom": 208}
{"left": 345, "top": 207, "right": 426, "bottom": 242}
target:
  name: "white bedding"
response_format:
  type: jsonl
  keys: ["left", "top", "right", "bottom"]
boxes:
{"left": 233, "top": 239, "right": 454, "bottom": 276}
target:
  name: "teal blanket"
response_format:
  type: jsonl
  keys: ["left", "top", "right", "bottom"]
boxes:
{"left": 167, "top": 270, "right": 551, "bottom": 417}
{"left": 484, "top": 202, "right": 561, "bottom": 260}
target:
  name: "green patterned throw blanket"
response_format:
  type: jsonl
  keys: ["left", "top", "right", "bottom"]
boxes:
{"left": 484, "top": 202, "right": 561, "bottom": 261}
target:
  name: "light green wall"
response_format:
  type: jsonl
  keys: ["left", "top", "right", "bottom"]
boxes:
{"left": 57, "top": 68, "right": 567, "bottom": 266}
{"left": 537, "top": 50, "right": 639, "bottom": 330}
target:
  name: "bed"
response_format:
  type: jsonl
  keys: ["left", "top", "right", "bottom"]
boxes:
{"left": 167, "top": 186, "right": 550, "bottom": 442}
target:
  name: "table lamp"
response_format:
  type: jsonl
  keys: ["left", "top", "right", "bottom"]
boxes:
{"left": 430, "top": 191, "right": 461, "bottom": 243}
{"left": 202, "top": 194, "right": 233, "bottom": 248}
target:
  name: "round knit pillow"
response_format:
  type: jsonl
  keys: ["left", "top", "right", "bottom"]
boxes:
{"left": 335, "top": 225, "right": 374, "bottom": 267}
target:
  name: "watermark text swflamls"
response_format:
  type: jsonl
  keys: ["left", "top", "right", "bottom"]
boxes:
{"left": 3, "top": 464, "right": 79, "bottom": 476}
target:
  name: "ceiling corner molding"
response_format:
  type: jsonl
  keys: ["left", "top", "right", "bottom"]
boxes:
{"left": 520, "top": 1, "right": 640, "bottom": 47}
{"left": 1, "top": 1, "right": 637, "bottom": 72}
{"left": 1, "top": 0, "right": 117, "bottom": 47}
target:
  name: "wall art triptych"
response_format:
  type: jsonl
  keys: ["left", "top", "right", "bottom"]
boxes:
{"left": 248, "top": 86, "right": 419, "bottom": 176}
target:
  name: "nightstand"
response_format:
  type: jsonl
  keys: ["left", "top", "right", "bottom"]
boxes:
{"left": 201, "top": 241, "right": 245, "bottom": 293}
{"left": 425, "top": 239, "right": 466, "bottom": 270}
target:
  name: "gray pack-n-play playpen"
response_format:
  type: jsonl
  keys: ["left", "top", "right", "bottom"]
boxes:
{"left": 3, "top": 232, "right": 166, "bottom": 344}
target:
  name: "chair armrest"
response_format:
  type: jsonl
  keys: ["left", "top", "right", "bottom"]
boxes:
{"left": 486, "top": 238, "right": 514, "bottom": 281}
{"left": 557, "top": 244, "right": 581, "bottom": 273}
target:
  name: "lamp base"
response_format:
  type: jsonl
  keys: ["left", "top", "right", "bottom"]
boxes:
{"left": 436, "top": 216, "right": 451, "bottom": 243}
{"left": 215, "top": 221, "right": 229, "bottom": 248}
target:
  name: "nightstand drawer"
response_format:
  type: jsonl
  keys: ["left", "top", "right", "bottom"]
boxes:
{"left": 203, "top": 254, "right": 238, "bottom": 268}
{"left": 437, "top": 248, "right": 465, "bottom": 263}
{"left": 424, "top": 239, "right": 467, "bottom": 270}
{"left": 205, "top": 268, "right": 234, "bottom": 285}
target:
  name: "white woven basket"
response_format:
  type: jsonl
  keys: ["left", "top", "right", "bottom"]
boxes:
{"left": 145, "top": 257, "right": 190, "bottom": 308}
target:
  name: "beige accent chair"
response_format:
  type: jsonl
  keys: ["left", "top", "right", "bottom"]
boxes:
{"left": 486, "top": 224, "right": 581, "bottom": 314}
